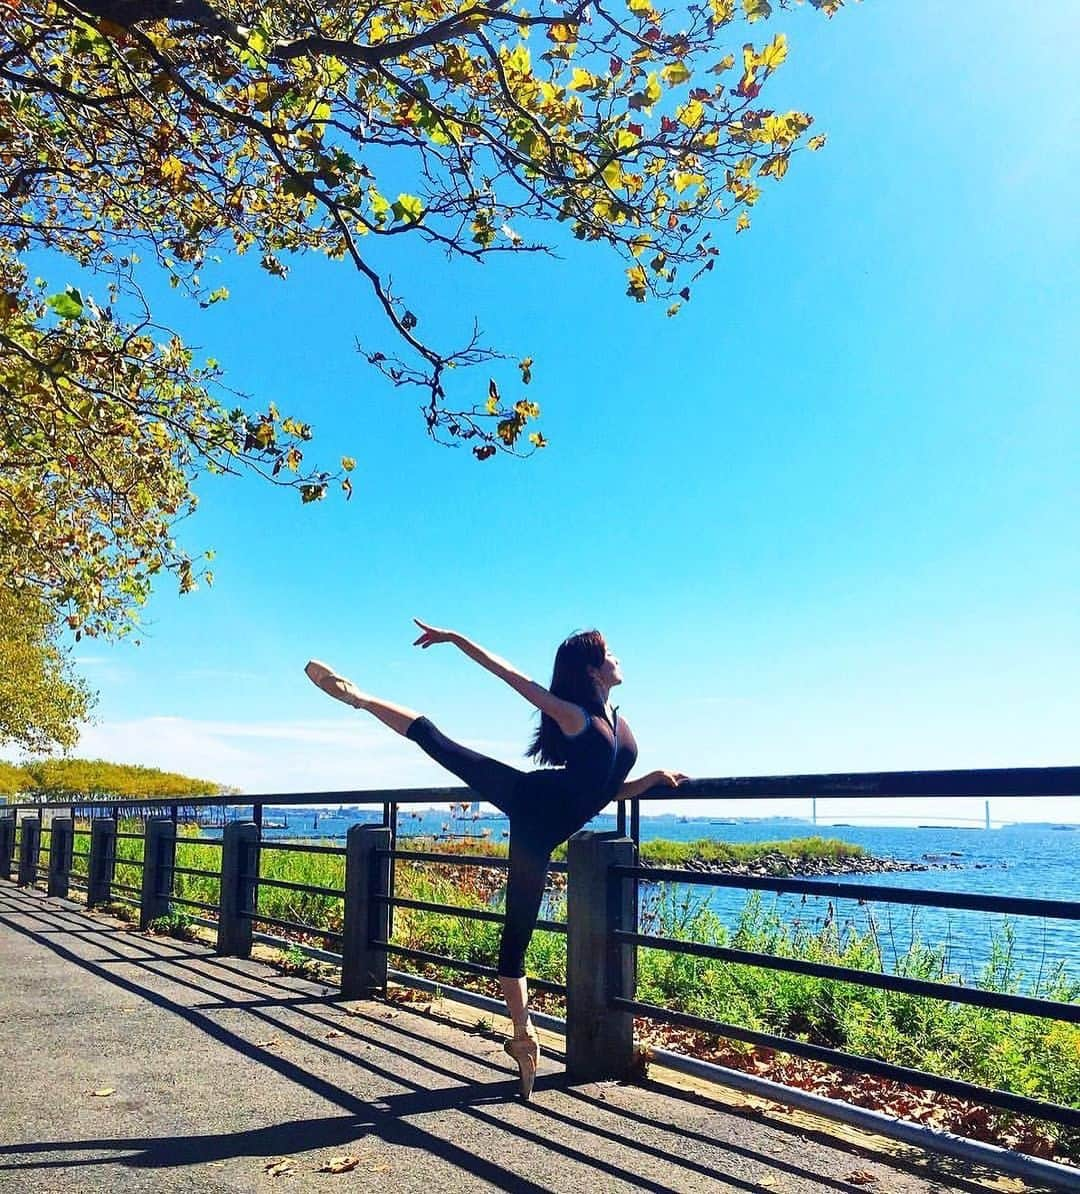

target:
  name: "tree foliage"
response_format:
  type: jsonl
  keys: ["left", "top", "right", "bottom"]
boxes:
{"left": 2, "top": 0, "right": 852, "bottom": 634}
{"left": 0, "top": 586, "right": 94, "bottom": 751}
{"left": 6, "top": 756, "right": 225, "bottom": 800}
{"left": 0, "top": 760, "right": 25, "bottom": 796}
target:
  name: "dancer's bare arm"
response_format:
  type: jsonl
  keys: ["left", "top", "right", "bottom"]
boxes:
{"left": 413, "top": 619, "right": 587, "bottom": 735}
{"left": 617, "top": 771, "right": 689, "bottom": 800}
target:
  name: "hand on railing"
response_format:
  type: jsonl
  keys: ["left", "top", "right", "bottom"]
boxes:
{"left": 649, "top": 770, "right": 689, "bottom": 789}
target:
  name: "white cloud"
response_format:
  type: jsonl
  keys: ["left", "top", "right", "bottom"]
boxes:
{"left": 71, "top": 715, "right": 522, "bottom": 798}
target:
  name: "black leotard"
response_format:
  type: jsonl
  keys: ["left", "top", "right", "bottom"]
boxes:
{"left": 406, "top": 702, "right": 638, "bottom": 977}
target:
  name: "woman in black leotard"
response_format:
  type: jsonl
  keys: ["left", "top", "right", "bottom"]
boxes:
{"left": 305, "top": 622, "right": 686, "bottom": 1099}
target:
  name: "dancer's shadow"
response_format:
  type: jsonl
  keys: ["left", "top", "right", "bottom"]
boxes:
{"left": 0, "top": 886, "right": 1006, "bottom": 1193}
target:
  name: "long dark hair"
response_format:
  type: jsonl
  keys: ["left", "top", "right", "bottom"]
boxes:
{"left": 526, "top": 629, "right": 607, "bottom": 766}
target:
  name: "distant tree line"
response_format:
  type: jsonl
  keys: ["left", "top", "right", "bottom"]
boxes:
{"left": 0, "top": 758, "right": 227, "bottom": 802}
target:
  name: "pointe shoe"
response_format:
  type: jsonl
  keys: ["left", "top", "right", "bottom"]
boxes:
{"left": 504, "top": 1030, "right": 540, "bottom": 1101}
{"left": 304, "top": 660, "right": 365, "bottom": 708}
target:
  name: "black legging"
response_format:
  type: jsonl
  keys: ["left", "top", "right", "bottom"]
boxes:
{"left": 406, "top": 716, "right": 592, "bottom": 978}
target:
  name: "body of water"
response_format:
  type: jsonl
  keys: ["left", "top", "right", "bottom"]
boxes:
{"left": 216, "top": 806, "right": 1079, "bottom": 986}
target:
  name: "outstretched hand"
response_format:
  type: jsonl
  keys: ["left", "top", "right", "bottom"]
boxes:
{"left": 412, "top": 618, "right": 458, "bottom": 649}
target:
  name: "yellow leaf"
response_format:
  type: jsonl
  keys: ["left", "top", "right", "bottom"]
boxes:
{"left": 627, "top": 0, "right": 652, "bottom": 12}
{"left": 570, "top": 67, "right": 595, "bottom": 91}
{"left": 625, "top": 264, "right": 648, "bottom": 301}
{"left": 505, "top": 44, "right": 531, "bottom": 76}
{"left": 711, "top": 0, "right": 736, "bottom": 23}
{"left": 677, "top": 99, "right": 705, "bottom": 128}
{"left": 549, "top": 23, "right": 577, "bottom": 43}
{"left": 265, "top": 1159, "right": 295, "bottom": 1177}
{"left": 709, "top": 54, "right": 736, "bottom": 74}
{"left": 736, "top": 211, "right": 751, "bottom": 232}
{"left": 673, "top": 171, "right": 706, "bottom": 194}
{"left": 391, "top": 193, "right": 424, "bottom": 224}
{"left": 741, "top": 0, "right": 772, "bottom": 21}
{"left": 662, "top": 61, "right": 692, "bottom": 86}
{"left": 442, "top": 44, "right": 475, "bottom": 82}
{"left": 602, "top": 160, "right": 624, "bottom": 189}
{"left": 160, "top": 156, "right": 185, "bottom": 183}
{"left": 759, "top": 33, "right": 788, "bottom": 71}
{"left": 528, "top": 431, "right": 548, "bottom": 448}
{"left": 319, "top": 1155, "right": 360, "bottom": 1174}
{"left": 644, "top": 73, "right": 662, "bottom": 106}
{"left": 759, "top": 154, "right": 789, "bottom": 180}
{"left": 91, "top": 1088, "right": 116, "bottom": 1097}
{"left": 807, "top": 134, "right": 827, "bottom": 151}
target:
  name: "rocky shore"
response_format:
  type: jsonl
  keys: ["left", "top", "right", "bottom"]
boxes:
{"left": 643, "top": 850, "right": 965, "bottom": 879}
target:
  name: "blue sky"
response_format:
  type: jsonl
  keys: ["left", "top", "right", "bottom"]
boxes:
{"left": 33, "top": 1, "right": 1080, "bottom": 822}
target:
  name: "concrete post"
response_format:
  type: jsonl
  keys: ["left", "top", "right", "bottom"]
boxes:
{"left": 88, "top": 818, "right": 117, "bottom": 907}
{"left": 342, "top": 825, "right": 391, "bottom": 998}
{"left": 140, "top": 817, "right": 177, "bottom": 929}
{"left": 47, "top": 817, "right": 74, "bottom": 899}
{"left": 0, "top": 816, "right": 15, "bottom": 880}
{"left": 17, "top": 816, "right": 41, "bottom": 887}
{"left": 218, "top": 822, "right": 259, "bottom": 957}
{"left": 566, "top": 831, "right": 637, "bottom": 1083}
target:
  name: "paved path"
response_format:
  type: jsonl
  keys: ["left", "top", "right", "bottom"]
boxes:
{"left": 0, "top": 884, "right": 1036, "bottom": 1194}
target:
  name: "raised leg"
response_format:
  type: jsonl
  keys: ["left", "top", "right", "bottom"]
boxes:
{"left": 305, "top": 660, "right": 419, "bottom": 737}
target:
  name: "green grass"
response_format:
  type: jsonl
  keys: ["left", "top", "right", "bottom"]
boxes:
{"left": 637, "top": 835, "right": 866, "bottom": 867}
{"left": 49, "top": 821, "right": 1080, "bottom": 1154}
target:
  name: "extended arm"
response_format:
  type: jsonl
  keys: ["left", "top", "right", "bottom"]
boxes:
{"left": 413, "top": 620, "right": 587, "bottom": 735}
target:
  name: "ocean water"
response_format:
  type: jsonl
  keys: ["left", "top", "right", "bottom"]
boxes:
{"left": 238, "top": 807, "right": 1079, "bottom": 986}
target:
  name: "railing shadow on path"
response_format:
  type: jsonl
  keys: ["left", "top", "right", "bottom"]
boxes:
{"left": 0, "top": 887, "right": 998, "bottom": 1194}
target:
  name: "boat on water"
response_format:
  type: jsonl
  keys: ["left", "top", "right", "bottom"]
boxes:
{"left": 710, "top": 819, "right": 738, "bottom": 825}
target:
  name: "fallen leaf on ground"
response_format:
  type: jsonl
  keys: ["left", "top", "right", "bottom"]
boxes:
{"left": 264, "top": 1159, "right": 295, "bottom": 1176}
{"left": 325, "top": 1030, "right": 343, "bottom": 1039}
{"left": 845, "top": 1172, "right": 878, "bottom": 1186}
{"left": 91, "top": 1088, "right": 115, "bottom": 1097}
{"left": 254, "top": 1040, "right": 281, "bottom": 1048}
{"left": 318, "top": 1155, "right": 360, "bottom": 1174}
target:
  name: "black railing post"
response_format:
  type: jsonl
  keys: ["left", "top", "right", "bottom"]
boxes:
{"left": 341, "top": 825, "right": 391, "bottom": 998}
{"left": 87, "top": 818, "right": 117, "bottom": 907}
{"left": 47, "top": 816, "right": 74, "bottom": 899}
{"left": 140, "top": 817, "right": 176, "bottom": 929}
{"left": 0, "top": 814, "right": 15, "bottom": 880}
{"left": 566, "top": 830, "right": 637, "bottom": 1083}
{"left": 218, "top": 822, "right": 259, "bottom": 957}
{"left": 17, "top": 816, "right": 40, "bottom": 887}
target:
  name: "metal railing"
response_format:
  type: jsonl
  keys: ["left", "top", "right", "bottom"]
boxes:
{"left": 1, "top": 763, "right": 1078, "bottom": 1188}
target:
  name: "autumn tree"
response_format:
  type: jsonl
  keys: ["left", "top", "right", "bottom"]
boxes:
{"left": 0, "top": 759, "right": 25, "bottom": 798}
{"left": 16, "top": 756, "right": 224, "bottom": 800}
{"left": 2, "top": 0, "right": 850, "bottom": 636}
{"left": 0, "top": 586, "right": 94, "bottom": 751}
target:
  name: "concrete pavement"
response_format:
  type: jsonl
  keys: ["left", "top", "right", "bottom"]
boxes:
{"left": 0, "top": 883, "right": 1040, "bottom": 1193}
